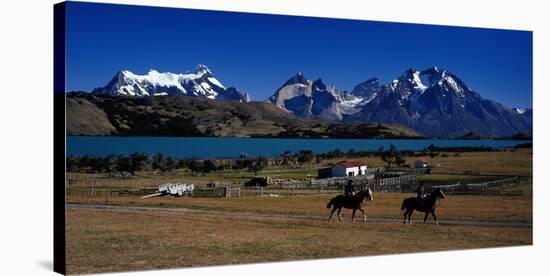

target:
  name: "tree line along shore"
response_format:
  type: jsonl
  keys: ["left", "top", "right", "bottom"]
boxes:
{"left": 66, "top": 143, "right": 531, "bottom": 177}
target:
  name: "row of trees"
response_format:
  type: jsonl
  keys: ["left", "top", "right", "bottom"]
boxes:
{"left": 67, "top": 153, "right": 175, "bottom": 176}
{"left": 66, "top": 152, "right": 270, "bottom": 176}
{"left": 67, "top": 144, "right": 496, "bottom": 176}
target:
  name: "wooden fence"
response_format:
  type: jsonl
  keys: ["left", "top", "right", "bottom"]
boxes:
{"left": 192, "top": 187, "right": 240, "bottom": 198}
{"left": 311, "top": 174, "right": 374, "bottom": 188}
{"left": 311, "top": 172, "right": 417, "bottom": 193}
{"left": 67, "top": 173, "right": 528, "bottom": 198}
{"left": 431, "top": 176, "right": 531, "bottom": 195}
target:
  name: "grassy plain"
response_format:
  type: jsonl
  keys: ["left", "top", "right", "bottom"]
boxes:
{"left": 68, "top": 188, "right": 532, "bottom": 223}
{"left": 65, "top": 148, "right": 533, "bottom": 274}
{"left": 66, "top": 207, "right": 532, "bottom": 274}
{"left": 319, "top": 148, "right": 532, "bottom": 176}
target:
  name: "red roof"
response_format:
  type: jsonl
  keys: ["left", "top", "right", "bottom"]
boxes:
{"left": 337, "top": 161, "right": 367, "bottom": 168}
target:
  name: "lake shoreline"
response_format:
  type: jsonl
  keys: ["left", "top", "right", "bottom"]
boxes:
{"left": 66, "top": 136, "right": 529, "bottom": 159}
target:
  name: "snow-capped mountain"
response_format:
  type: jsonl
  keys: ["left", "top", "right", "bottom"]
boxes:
{"left": 268, "top": 67, "right": 532, "bottom": 137}
{"left": 350, "top": 78, "right": 380, "bottom": 104}
{"left": 92, "top": 65, "right": 250, "bottom": 102}
{"left": 267, "top": 72, "right": 361, "bottom": 120}
{"left": 513, "top": 107, "right": 528, "bottom": 115}
{"left": 86, "top": 64, "right": 531, "bottom": 137}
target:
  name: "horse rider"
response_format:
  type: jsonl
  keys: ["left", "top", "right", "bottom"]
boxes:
{"left": 344, "top": 179, "right": 355, "bottom": 198}
{"left": 416, "top": 181, "right": 426, "bottom": 209}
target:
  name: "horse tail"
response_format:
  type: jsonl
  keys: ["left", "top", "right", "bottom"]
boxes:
{"left": 400, "top": 199, "right": 407, "bottom": 211}
{"left": 327, "top": 198, "right": 334, "bottom": 209}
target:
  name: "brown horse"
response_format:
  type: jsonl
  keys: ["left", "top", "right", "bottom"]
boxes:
{"left": 401, "top": 188, "right": 445, "bottom": 225}
{"left": 327, "top": 188, "right": 373, "bottom": 223}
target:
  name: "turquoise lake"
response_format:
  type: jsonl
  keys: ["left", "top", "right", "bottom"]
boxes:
{"left": 66, "top": 137, "right": 528, "bottom": 159}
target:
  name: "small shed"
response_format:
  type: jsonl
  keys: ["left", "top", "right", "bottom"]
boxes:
{"left": 331, "top": 161, "right": 367, "bottom": 177}
{"left": 415, "top": 160, "right": 429, "bottom": 168}
{"left": 317, "top": 167, "right": 333, "bottom": 179}
{"left": 245, "top": 176, "right": 271, "bottom": 187}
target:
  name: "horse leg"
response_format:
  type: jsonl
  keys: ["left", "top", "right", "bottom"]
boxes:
{"left": 337, "top": 208, "right": 343, "bottom": 222}
{"left": 408, "top": 210, "right": 413, "bottom": 224}
{"left": 403, "top": 209, "right": 408, "bottom": 224}
{"left": 358, "top": 208, "right": 367, "bottom": 222}
{"left": 431, "top": 211, "right": 439, "bottom": 225}
{"left": 328, "top": 207, "right": 337, "bottom": 222}
{"left": 423, "top": 212, "right": 429, "bottom": 223}
{"left": 351, "top": 209, "right": 357, "bottom": 223}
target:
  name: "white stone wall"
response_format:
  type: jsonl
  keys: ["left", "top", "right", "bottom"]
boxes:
{"left": 331, "top": 164, "right": 368, "bottom": 177}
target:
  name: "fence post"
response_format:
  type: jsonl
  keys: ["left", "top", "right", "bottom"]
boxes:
{"left": 105, "top": 180, "right": 109, "bottom": 203}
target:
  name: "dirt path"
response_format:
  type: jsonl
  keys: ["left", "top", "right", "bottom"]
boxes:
{"left": 66, "top": 202, "right": 532, "bottom": 228}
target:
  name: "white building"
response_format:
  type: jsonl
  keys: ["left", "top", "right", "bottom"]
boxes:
{"left": 331, "top": 161, "right": 368, "bottom": 177}
{"left": 415, "top": 160, "right": 429, "bottom": 168}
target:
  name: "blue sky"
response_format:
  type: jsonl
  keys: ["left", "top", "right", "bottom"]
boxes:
{"left": 65, "top": 2, "right": 533, "bottom": 108}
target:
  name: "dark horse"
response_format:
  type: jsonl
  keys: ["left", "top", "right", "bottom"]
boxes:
{"left": 327, "top": 189, "right": 373, "bottom": 223}
{"left": 401, "top": 188, "right": 445, "bottom": 225}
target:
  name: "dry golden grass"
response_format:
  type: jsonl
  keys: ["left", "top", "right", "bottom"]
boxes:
{"left": 416, "top": 174, "right": 508, "bottom": 185}
{"left": 66, "top": 207, "right": 532, "bottom": 274}
{"left": 65, "top": 149, "right": 533, "bottom": 274}
{"left": 68, "top": 191, "right": 532, "bottom": 223}
{"left": 320, "top": 149, "right": 532, "bottom": 176}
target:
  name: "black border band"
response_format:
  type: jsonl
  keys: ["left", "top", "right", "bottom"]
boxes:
{"left": 53, "top": 2, "right": 66, "bottom": 275}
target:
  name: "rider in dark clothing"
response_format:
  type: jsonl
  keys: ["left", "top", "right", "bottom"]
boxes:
{"left": 344, "top": 180, "right": 355, "bottom": 198}
{"left": 416, "top": 181, "right": 426, "bottom": 209}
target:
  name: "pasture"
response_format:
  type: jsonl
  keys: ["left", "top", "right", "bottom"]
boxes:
{"left": 67, "top": 191, "right": 532, "bottom": 223}
{"left": 65, "top": 148, "right": 532, "bottom": 274}
{"left": 66, "top": 202, "right": 531, "bottom": 274}
{"left": 317, "top": 148, "right": 532, "bottom": 176}
{"left": 66, "top": 189, "right": 532, "bottom": 274}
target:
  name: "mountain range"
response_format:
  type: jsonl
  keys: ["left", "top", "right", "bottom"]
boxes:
{"left": 269, "top": 67, "right": 532, "bottom": 137}
{"left": 87, "top": 65, "right": 532, "bottom": 138}
{"left": 91, "top": 64, "right": 250, "bottom": 102}
{"left": 66, "top": 92, "right": 421, "bottom": 139}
